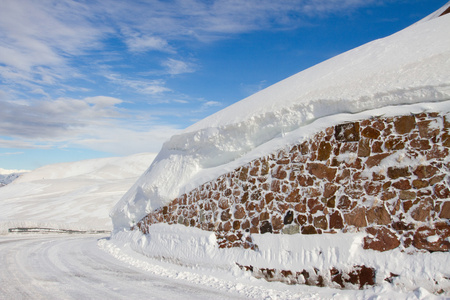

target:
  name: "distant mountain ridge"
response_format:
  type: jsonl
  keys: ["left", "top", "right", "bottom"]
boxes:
{"left": 0, "top": 169, "right": 29, "bottom": 187}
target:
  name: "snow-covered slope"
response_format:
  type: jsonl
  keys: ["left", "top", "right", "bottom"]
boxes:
{"left": 0, "top": 153, "right": 156, "bottom": 233}
{"left": 0, "top": 168, "right": 29, "bottom": 187}
{"left": 111, "top": 10, "right": 450, "bottom": 232}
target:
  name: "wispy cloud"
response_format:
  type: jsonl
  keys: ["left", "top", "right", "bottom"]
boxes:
{"left": 162, "top": 59, "right": 196, "bottom": 75}
{"left": 0, "top": 151, "right": 24, "bottom": 156}
{"left": 0, "top": 95, "right": 180, "bottom": 154}
{"left": 104, "top": 74, "right": 171, "bottom": 95}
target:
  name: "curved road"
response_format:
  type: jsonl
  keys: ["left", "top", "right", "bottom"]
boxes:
{"left": 0, "top": 234, "right": 245, "bottom": 299}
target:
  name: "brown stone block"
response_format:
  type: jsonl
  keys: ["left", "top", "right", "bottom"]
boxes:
{"left": 344, "top": 207, "right": 367, "bottom": 227}
{"left": 294, "top": 202, "right": 307, "bottom": 213}
{"left": 418, "top": 120, "right": 440, "bottom": 139}
{"left": 221, "top": 209, "right": 231, "bottom": 222}
{"left": 314, "top": 215, "right": 328, "bottom": 230}
{"left": 410, "top": 139, "right": 431, "bottom": 150}
{"left": 329, "top": 211, "right": 344, "bottom": 229}
{"left": 412, "top": 179, "right": 429, "bottom": 189}
{"left": 285, "top": 189, "right": 300, "bottom": 203}
{"left": 308, "top": 198, "right": 325, "bottom": 214}
{"left": 296, "top": 214, "right": 307, "bottom": 225}
{"left": 413, "top": 225, "right": 450, "bottom": 252}
{"left": 218, "top": 198, "right": 230, "bottom": 209}
{"left": 358, "top": 138, "right": 371, "bottom": 157}
{"left": 272, "top": 215, "right": 284, "bottom": 231}
{"left": 307, "top": 163, "right": 337, "bottom": 181}
{"left": 260, "top": 211, "right": 270, "bottom": 221}
{"left": 308, "top": 187, "right": 322, "bottom": 197}
{"left": 402, "top": 200, "right": 413, "bottom": 213}
{"left": 366, "top": 206, "right": 391, "bottom": 225}
{"left": 372, "top": 172, "right": 386, "bottom": 181}
{"left": 344, "top": 183, "right": 364, "bottom": 199}
{"left": 410, "top": 197, "right": 433, "bottom": 221}
{"left": 242, "top": 219, "right": 251, "bottom": 230}
{"left": 238, "top": 167, "right": 249, "bottom": 181}
{"left": 392, "top": 221, "right": 415, "bottom": 232}
{"left": 301, "top": 225, "right": 318, "bottom": 234}
{"left": 413, "top": 165, "right": 439, "bottom": 179}
{"left": 372, "top": 120, "right": 385, "bottom": 131}
{"left": 318, "top": 141, "right": 332, "bottom": 161}
{"left": 392, "top": 179, "right": 411, "bottom": 190}
{"left": 364, "top": 182, "right": 382, "bottom": 196}
{"left": 272, "top": 166, "right": 287, "bottom": 180}
{"left": 260, "top": 221, "right": 273, "bottom": 234}
{"left": 336, "top": 169, "right": 351, "bottom": 184}
{"left": 427, "top": 145, "right": 449, "bottom": 160}
{"left": 337, "top": 195, "right": 352, "bottom": 210}
{"left": 429, "top": 174, "right": 445, "bottom": 186}
{"left": 384, "top": 138, "right": 405, "bottom": 151}
{"left": 387, "top": 167, "right": 410, "bottom": 179}
{"left": 434, "top": 184, "right": 450, "bottom": 199}
{"left": 271, "top": 180, "right": 281, "bottom": 193}
{"left": 371, "top": 141, "right": 383, "bottom": 153}
{"left": 326, "top": 196, "right": 336, "bottom": 208}
{"left": 264, "top": 192, "right": 274, "bottom": 204}
{"left": 361, "top": 126, "right": 381, "bottom": 139}
{"left": 260, "top": 161, "right": 270, "bottom": 176}
{"left": 297, "top": 174, "right": 315, "bottom": 186}
{"left": 439, "top": 201, "right": 450, "bottom": 219}
{"left": 324, "top": 183, "right": 339, "bottom": 198}
{"left": 442, "top": 132, "right": 450, "bottom": 147}
{"left": 340, "top": 142, "right": 358, "bottom": 154}
{"left": 363, "top": 227, "right": 400, "bottom": 251}
{"left": 234, "top": 205, "right": 246, "bottom": 219}
{"left": 335, "top": 122, "right": 360, "bottom": 142}
{"left": 366, "top": 153, "right": 391, "bottom": 168}
{"left": 399, "top": 190, "right": 416, "bottom": 200}
{"left": 394, "top": 115, "right": 416, "bottom": 134}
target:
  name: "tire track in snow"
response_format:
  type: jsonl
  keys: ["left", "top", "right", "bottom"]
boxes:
{"left": 0, "top": 234, "right": 247, "bottom": 299}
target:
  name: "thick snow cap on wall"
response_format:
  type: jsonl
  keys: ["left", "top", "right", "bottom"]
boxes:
{"left": 111, "top": 12, "right": 450, "bottom": 232}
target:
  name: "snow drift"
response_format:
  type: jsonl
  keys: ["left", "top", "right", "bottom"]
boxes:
{"left": 111, "top": 9, "right": 450, "bottom": 232}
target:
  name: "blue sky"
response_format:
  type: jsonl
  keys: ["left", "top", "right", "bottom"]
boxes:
{"left": 0, "top": 0, "right": 447, "bottom": 170}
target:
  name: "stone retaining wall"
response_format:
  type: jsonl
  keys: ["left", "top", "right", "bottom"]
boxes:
{"left": 135, "top": 112, "right": 450, "bottom": 255}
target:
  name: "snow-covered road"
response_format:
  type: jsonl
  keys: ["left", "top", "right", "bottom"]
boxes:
{"left": 0, "top": 234, "right": 245, "bottom": 299}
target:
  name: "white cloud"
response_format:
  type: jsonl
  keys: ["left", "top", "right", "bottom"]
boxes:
{"left": 124, "top": 31, "right": 174, "bottom": 53}
{"left": 162, "top": 58, "right": 196, "bottom": 75}
{"left": 105, "top": 74, "right": 171, "bottom": 95}
{"left": 0, "top": 0, "right": 107, "bottom": 86}
{"left": 0, "top": 95, "right": 181, "bottom": 155}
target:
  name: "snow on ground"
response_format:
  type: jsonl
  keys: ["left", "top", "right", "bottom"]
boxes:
{"left": 112, "top": 9, "right": 450, "bottom": 232}
{"left": 101, "top": 224, "right": 448, "bottom": 299}
{"left": 0, "top": 153, "right": 156, "bottom": 234}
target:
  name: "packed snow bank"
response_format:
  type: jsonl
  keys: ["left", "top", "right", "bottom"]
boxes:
{"left": 0, "top": 153, "right": 156, "bottom": 234}
{"left": 103, "top": 224, "right": 450, "bottom": 297}
{"left": 111, "top": 13, "right": 450, "bottom": 231}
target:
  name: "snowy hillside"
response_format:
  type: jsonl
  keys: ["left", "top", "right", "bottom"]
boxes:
{"left": 111, "top": 9, "right": 450, "bottom": 232}
{"left": 0, "top": 168, "right": 29, "bottom": 187}
{"left": 0, "top": 153, "right": 156, "bottom": 233}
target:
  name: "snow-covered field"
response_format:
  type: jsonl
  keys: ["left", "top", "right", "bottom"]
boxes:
{"left": 0, "top": 153, "right": 156, "bottom": 233}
